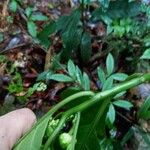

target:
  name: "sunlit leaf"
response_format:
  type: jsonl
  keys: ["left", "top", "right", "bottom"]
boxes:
{"left": 9, "top": 0, "right": 18, "bottom": 12}
{"left": 102, "top": 76, "right": 113, "bottom": 91}
{"left": 97, "top": 67, "right": 106, "bottom": 85}
{"left": 49, "top": 74, "right": 74, "bottom": 82}
{"left": 106, "top": 53, "right": 114, "bottom": 76}
{"left": 140, "top": 48, "right": 150, "bottom": 60}
{"left": 107, "top": 104, "right": 115, "bottom": 124}
{"left": 67, "top": 60, "right": 76, "bottom": 78}
{"left": 31, "top": 14, "right": 48, "bottom": 21}
{"left": 27, "top": 21, "right": 37, "bottom": 37}
{"left": 113, "top": 100, "right": 133, "bottom": 110}
{"left": 112, "top": 73, "right": 128, "bottom": 81}
{"left": 82, "top": 72, "right": 90, "bottom": 90}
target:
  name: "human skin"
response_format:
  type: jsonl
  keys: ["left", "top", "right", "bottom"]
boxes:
{"left": 0, "top": 108, "right": 36, "bottom": 150}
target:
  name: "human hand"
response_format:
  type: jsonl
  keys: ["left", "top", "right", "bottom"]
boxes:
{"left": 0, "top": 108, "right": 36, "bottom": 150}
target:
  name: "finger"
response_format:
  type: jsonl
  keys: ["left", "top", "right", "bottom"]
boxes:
{"left": 0, "top": 108, "right": 36, "bottom": 150}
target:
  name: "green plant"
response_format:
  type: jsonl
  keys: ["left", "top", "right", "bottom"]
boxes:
{"left": 9, "top": 1, "right": 48, "bottom": 37}
{"left": 38, "top": 6, "right": 91, "bottom": 62}
{"left": 25, "top": 7, "right": 48, "bottom": 37}
{"left": 9, "top": 0, "right": 20, "bottom": 13}
{"left": 13, "top": 72, "right": 150, "bottom": 150}
{"left": 7, "top": 72, "right": 23, "bottom": 94}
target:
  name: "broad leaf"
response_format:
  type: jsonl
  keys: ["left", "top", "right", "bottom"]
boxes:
{"left": 112, "top": 73, "right": 128, "bottom": 81}
{"left": 75, "top": 99, "right": 110, "bottom": 150}
{"left": 76, "top": 66, "right": 83, "bottom": 85}
{"left": 138, "top": 96, "right": 150, "bottom": 120}
{"left": 93, "top": 0, "right": 141, "bottom": 20}
{"left": 49, "top": 74, "right": 74, "bottom": 82}
{"left": 106, "top": 53, "right": 114, "bottom": 76}
{"left": 80, "top": 32, "right": 92, "bottom": 63}
{"left": 13, "top": 117, "right": 50, "bottom": 150}
{"left": 9, "top": 0, "right": 18, "bottom": 12}
{"left": 107, "top": 104, "right": 115, "bottom": 125}
{"left": 102, "top": 76, "right": 113, "bottom": 91}
{"left": 140, "top": 48, "right": 150, "bottom": 60}
{"left": 62, "top": 28, "right": 82, "bottom": 59}
{"left": 37, "top": 22, "right": 56, "bottom": 49}
{"left": 25, "top": 7, "right": 33, "bottom": 18}
{"left": 113, "top": 100, "right": 133, "bottom": 110}
{"left": 99, "top": 0, "right": 110, "bottom": 8}
{"left": 97, "top": 67, "right": 106, "bottom": 85}
{"left": 31, "top": 14, "right": 48, "bottom": 21}
{"left": 67, "top": 60, "right": 76, "bottom": 78}
{"left": 27, "top": 21, "right": 37, "bottom": 37}
{"left": 82, "top": 72, "right": 90, "bottom": 90}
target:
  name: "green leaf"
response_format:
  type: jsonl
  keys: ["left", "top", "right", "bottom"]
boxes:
{"left": 102, "top": 76, "right": 113, "bottom": 91}
{"left": 76, "top": 66, "right": 83, "bottom": 85}
{"left": 13, "top": 117, "right": 50, "bottom": 150}
{"left": 9, "top": 0, "right": 18, "bottom": 13}
{"left": 113, "top": 100, "right": 133, "bottom": 110}
{"left": 138, "top": 96, "right": 150, "bottom": 120}
{"left": 62, "top": 28, "right": 82, "bottom": 60}
{"left": 140, "top": 48, "right": 150, "bottom": 60}
{"left": 99, "top": 0, "right": 110, "bottom": 8}
{"left": 37, "top": 22, "right": 56, "bottom": 49}
{"left": 0, "top": 33, "right": 4, "bottom": 43}
{"left": 37, "top": 71, "right": 47, "bottom": 81}
{"left": 31, "top": 14, "right": 48, "bottom": 21}
{"left": 27, "top": 21, "right": 37, "bottom": 37}
{"left": 112, "top": 73, "right": 128, "bottom": 81}
{"left": 80, "top": 32, "right": 92, "bottom": 63}
{"left": 75, "top": 99, "right": 110, "bottom": 150}
{"left": 132, "top": 127, "right": 150, "bottom": 147}
{"left": 97, "top": 67, "right": 106, "bottom": 85}
{"left": 67, "top": 60, "right": 76, "bottom": 78}
{"left": 49, "top": 74, "right": 74, "bottom": 82}
{"left": 114, "top": 91, "right": 126, "bottom": 99}
{"left": 121, "top": 127, "right": 134, "bottom": 146}
{"left": 25, "top": 7, "right": 33, "bottom": 18}
{"left": 107, "top": 104, "right": 115, "bottom": 124}
{"left": 106, "top": 53, "right": 114, "bottom": 76}
{"left": 82, "top": 72, "right": 90, "bottom": 91}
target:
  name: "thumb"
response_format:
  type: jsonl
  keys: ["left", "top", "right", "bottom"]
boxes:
{"left": 0, "top": 108, "right": 36, "bottom": 150}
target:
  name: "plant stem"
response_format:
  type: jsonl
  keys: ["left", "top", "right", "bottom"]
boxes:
{"left": 13, "top": 91, "right": 94, "bottom": 148}
{"left": 43, "top": 73, "right": 150, "bottom": 149}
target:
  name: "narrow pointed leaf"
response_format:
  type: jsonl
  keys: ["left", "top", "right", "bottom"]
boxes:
{"left": 67, "top": 60, "right": 76, "bottom": 78}
{"left": 113, "top": 100, "right": 133, "bottom": 110}
{"left": 107, "top": 104, "right": 115, "bottom": 124}
{"left": 49, "top": 74, "right": 74, "bottom": 82}
{"left": 106, "top": 53, "right": 114, "bottom": 76}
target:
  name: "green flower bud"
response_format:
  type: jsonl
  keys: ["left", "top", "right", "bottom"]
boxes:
{"left": 59, "top": 133, "right": 72, "bottom": 149}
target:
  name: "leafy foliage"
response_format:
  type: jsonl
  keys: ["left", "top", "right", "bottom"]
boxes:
{"left": 138, "top": 96, "right": 150, "bottom": 120}
{"left": 5, "top": 0, "right": 150, "bottom": 150}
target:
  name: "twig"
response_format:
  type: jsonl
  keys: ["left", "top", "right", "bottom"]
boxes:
{"left": 0, "top": 43, "right": 27, "bottom": 54}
